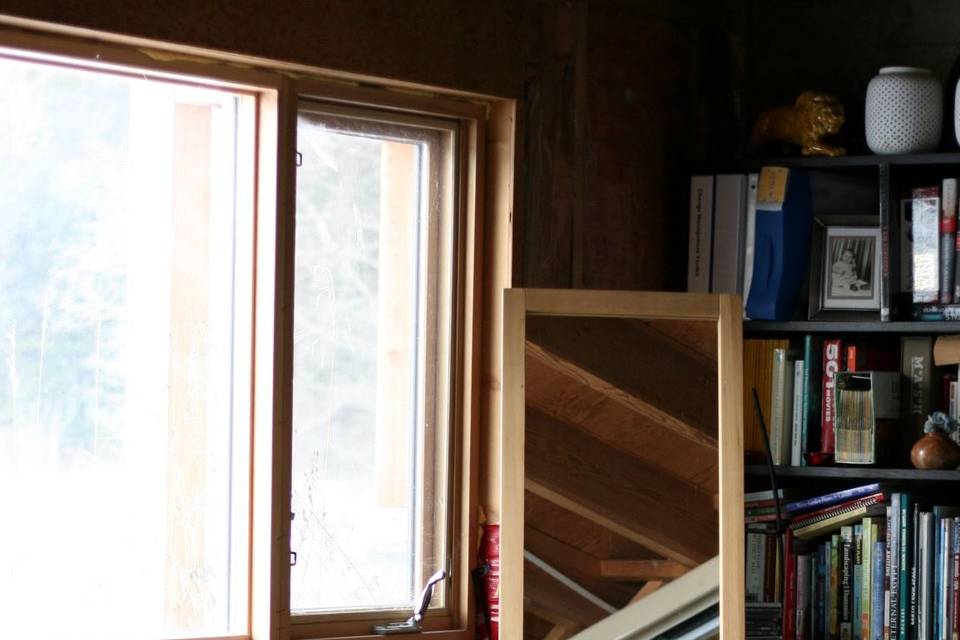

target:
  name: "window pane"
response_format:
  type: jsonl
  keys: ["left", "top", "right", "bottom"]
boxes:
{"left": 291, "top": 109, "right": 453, "bottom": 614}
{"left": 0, "top": 57, "right": 252, "bottom": 639}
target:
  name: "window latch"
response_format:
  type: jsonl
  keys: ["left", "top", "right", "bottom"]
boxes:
{"left": 372, "top": 569, "right": 447, "bottom": 635}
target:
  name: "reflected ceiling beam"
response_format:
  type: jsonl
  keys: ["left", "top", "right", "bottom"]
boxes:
{"left": 599, "top": 559, "right": 689, "bottom": 581}
{"left": 543, "top": 622, "right": 580, "bottom": 640}
{"left": 630, "top": 581, "right": 664, "bottom": 603}
{"left": 525, "top": 315, "right": 717, "bottom": 449}
{"left": 525, "top": 525, "right": 637, "bottom": 606}
{"left": 526, "top": 409, "right": 717, "bottom": 567}
{"left": 525, "top": 552, "right": 615, "bottom": 629}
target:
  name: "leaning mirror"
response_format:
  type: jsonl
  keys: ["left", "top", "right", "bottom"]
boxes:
{"left": 499, "top": 290, "right": 744, "bottom": 639}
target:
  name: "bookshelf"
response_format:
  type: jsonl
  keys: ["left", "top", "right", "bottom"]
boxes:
{"left": 735, "top": 152, "right": 960, "bottom": 640}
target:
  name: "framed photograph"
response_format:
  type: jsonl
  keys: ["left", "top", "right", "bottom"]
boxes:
{"left": 808, "top": 216, "right": 882, "bottom": 319}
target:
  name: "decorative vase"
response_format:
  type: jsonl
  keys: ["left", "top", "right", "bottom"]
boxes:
{"left": 865, "top": 66, "right": 942, "bottom": 154}
{"left": 910, "top": 431, "right": 960, "bottom": 469}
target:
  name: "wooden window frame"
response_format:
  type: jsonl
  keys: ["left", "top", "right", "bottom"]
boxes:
{"left": 0, "top": 17, "right": 515, "bottom": 640}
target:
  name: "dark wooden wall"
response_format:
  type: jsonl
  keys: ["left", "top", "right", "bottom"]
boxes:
{"left": 0, "top": 0, "right": 742, "bottom": 290}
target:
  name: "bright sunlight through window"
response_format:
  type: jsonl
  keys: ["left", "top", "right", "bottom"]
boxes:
{"left": 0, "top": 55, "right": 255, "bottom": 639}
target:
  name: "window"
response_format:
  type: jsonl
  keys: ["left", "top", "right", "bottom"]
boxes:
{"left": 0, "top": 55, "right": 256, "bottom": 639}
{"left": 0, "top": 22, "right": 507, "bottom": 640}
{"left": 290, "top": 105, "right": 458, "bottom": 616}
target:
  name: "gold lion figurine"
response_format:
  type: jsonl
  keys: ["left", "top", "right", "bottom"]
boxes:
{"left": 750, "top": 91, "right": 846, "bottom": 157}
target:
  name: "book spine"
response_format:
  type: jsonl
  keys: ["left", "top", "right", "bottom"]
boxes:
{"left": 799, "top": 554, "right": 812, "bottom": 640}
{"left": 772, "top": 348, "right": 787, "bottom": 464}
{"left": 844, "top": 526, "right": 854, "bottom": 640}
{"left": 788, "top": 484, "right": 882, "bottom": 515}
{"left": 712, "top": 174, "right": 749, "bottom": 294}
{"left": 943, "top": 178, "right": 957, "bottom": 304}
{"left": 874, "top": 540, "right": 886, "bottom": 640}
{"left": 913, "top": 186, "right": 941, "bottom": 304}
{"left": 950, "top": 518, "right": 960, "bottom": 640}
{"left": 910, "top": 504, "right": 919, "bottom": 640}
{"left": 856, "top": 524, "right": 864, "bottom": 640}
{"left": 920, "top": 512, "right": 931, "bottom": 640}
{"left": 891, "top": 496, "right": 901, "bottom": 640}
{"left": 786, "top": 529, "right": 798, "bottom": 640}
{"left": 803, "top": 335, "right": 824, "bottom": 464}
{"left": 743, "top": 172, "right": 760, "bottom": 316}
{"left": 899, "top": 494, "right": 912, "bottom": 640}
{"left": 954, "top": 229, "right": 960, "bottom": 302}
{"left": 792, "top": 359, "right": 805, "bottom": 466}
{"left": 880, "top": 163, "right": 892, "bottom": 320}
{"left": 748, "top": 532, "right": 763, "bottom": 601}
{"left": 687, "top": 175, "right": 714, "bottom": 293}
{"left": 863, "top": 518, "right": 874, "bottom": 640}
{"left": 819, "top": 543, "right": 829, "bottom": 640}
{"left": 834, "top": 533, "right": 842, "bottom": 640}
{"left": 822, "top": 339, "right": 843, "bottom": 454}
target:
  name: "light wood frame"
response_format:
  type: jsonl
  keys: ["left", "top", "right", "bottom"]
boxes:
{"left": 499, "top": 289, "right": 745, "bottom": 639}
{"left": 0, "top": 19, "right": 516, "bottom": 640}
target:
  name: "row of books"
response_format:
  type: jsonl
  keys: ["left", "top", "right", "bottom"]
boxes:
{"left": 746, "top": 484, "right": 960, "bottom": 640}
{"left": 687, "top": 169, "right": 874, "bottom": 320}
{"left": 905, "top": 181, "right": 960, "bottom": 316}
{"left": 742, "top": 336, "right": 956, "bottom": 464}
{"left": 687, "top": 169, "right": 960, "bottom": 321}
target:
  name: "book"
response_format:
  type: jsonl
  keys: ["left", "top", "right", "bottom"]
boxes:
{"left": 901, "top": 337, "right": 934, "bottom": 449}
{"left": 791, "top": 494, "right": 887, "bottom": 530}
{"left": 713, "top": 173, "right": 749, "bottom": 294}
{"left": 744, "top": 339, "right": 791, "bottom": 453}
{"left": 799, "top": 553, "right": 813, "bottom": 640}
{"left": 745, "top": 167, "right": 813, "bottom": 320}
{"left": 880, "top": 164, "right": 893, "bottom": 321}
{"left": 899, "top": 494, "right": 913, "bottom": 640}
{"left": 942, "top": 178, "right": 958, "bottom": 304}
{"left": 792, "top": 358, "right": 806, "bottom": 466}
{"left": 912, "top": 185, "right": 941, "bottom": 304}
{"left": 844, "top": 526, "right": 855, "bottom": 640}
{"left": 823, "top": 338, "right": 843, "bottom": 455}
{"left": 803, "top": 335, "right": 824, "bottom": 463}
{"left": 687, "top": 175, "right": 714, "bottom": 293}
{"left": 787, "top": 484, "right": 883, "bottom": 515}
{"left": 771, "top": 347, "right": 798, "bottom": 465}
{"left": 743, "top": 172, "right": 760, "bottom": 316}
{"left": 855, "top": 524, "right": 864, "bottom": 640}
{"left": 794, "top": 503, "right": 886, "bottom": 540}
{"left": 863, "top": 517, "right": 876, "bottom": 640}
{"left": 833, "top": 532, "right": 842, "bottom": 639}
{"left": 873, "top": 540, "right": 885, "bottom": 640}
{"left": 891, "top": 496, "right": 901, "bottom": 640}
{"left": 746, "top": 488, "right": 788, "bottom": 503}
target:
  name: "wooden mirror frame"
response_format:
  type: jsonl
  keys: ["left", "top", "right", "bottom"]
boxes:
{"left": 499, "top": 289, "right": 745, "bottom": 639}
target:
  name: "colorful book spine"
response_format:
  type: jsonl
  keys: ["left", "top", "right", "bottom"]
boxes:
{"left": 874, "top": 540, "right": 886, "bottom": 640}
{"left": 834, "top": 533, "right": 842, "bottom": 640}
{"left": 942, "top": 178, "right": 957, "bottom": 304}
{"left": 899, "top": 494, "right": 913, "bottom": 640}
{"left": 786, "top": 528, "right": 797, "bottom": 640}
{"left": 787, "top": 484, "right": 882, "bottom": 515}
{"left": 863, "top": 517, "right": 875, "bottom": 640}
{"left": 822, "top": 338, "right": 843, "bottom": 454}
{"left": 951, "top": 518, "right": 959, "bottom": 640}
{"left": 843, "top": 526, "right": 854, "bottom": 640}
{"left": 913, "top": 186, "right": 941, "bottom": 304}
{"left": 891, "top": 496, "right": 901, "bottom": 640}
{"left": 855, "top": 524, "right": 864, "bottom": 640}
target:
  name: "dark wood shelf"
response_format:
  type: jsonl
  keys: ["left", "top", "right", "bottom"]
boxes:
{"left": 743, "top": 320, "right": 960, "bottom": 335}
{"left": 733, "top": 151, "right": 960, "bottom": 171}
{"left": 745, "top": 464, "right": 960, "bottom": 482}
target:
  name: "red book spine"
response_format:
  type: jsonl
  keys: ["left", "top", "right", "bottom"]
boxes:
{"left": 846, "top": 345, "right": 857, "bottom": 372}
{"left": 784, "top": 529, "right": 797, "bottom": 640}
{"left": 821, "top": 339, "right": 842, "bottom": 454}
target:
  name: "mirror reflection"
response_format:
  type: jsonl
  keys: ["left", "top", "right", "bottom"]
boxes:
{"left": 522, "top": 315, "right": 720, "bottom": 638}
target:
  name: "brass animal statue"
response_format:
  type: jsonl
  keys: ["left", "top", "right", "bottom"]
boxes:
{"left": 750, "top": 91, "right": 846, "bottom": 157}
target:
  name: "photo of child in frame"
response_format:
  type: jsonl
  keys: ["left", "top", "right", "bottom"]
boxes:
{"left": 822, "top": 227, "right": 880, "bottom": 310}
